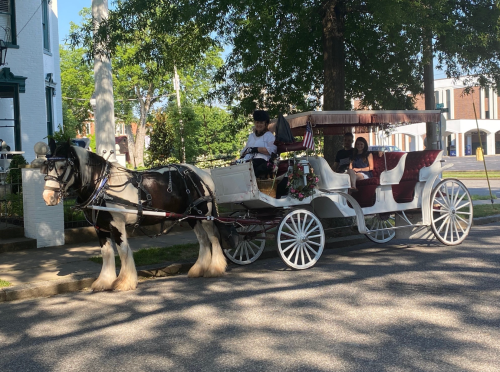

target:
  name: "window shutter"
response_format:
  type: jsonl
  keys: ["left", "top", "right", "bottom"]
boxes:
{"left": 0, "top": 0, "right": 9, "bottom": 13}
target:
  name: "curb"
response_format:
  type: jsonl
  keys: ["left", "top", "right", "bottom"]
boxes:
{"left": 0, "top": 218, "right": 497, "bottom": 304}
{"left": 472, "top": 214, "right": 500, "bottom": 226}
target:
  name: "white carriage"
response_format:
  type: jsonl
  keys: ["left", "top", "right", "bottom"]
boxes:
{"left": 211, "top": 110, "right": 473, "bottom": 270}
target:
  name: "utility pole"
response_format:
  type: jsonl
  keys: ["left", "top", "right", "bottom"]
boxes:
{"left": 423, "top": 32, "right": 439, "bottom": 150}
{"left": 92, "top": 0, "right": 116, "bottom": 162}
{"left": 173, "top": 65, "right": 185, "bottom": 163}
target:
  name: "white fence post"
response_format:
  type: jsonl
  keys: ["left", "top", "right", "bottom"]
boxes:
{"left": 22, "top": 168, "right": 64, "bottom": 248}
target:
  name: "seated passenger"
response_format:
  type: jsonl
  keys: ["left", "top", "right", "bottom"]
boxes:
{"left": 240, "top": 110, "right": 277, "bottom": 179}
{"left": 332, "top": 132, "right": 354, "bottom": 173}
{"left": 347, "top": 137, "right": 373, "bottom": 190}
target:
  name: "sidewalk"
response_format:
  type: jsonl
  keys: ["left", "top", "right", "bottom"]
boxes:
{"left": 1, "top": 202, "right": 500, "bottom": 303}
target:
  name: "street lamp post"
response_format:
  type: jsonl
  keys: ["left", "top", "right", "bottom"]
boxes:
{"left": 92, "top": 0, "right": 116, "bottom": 162}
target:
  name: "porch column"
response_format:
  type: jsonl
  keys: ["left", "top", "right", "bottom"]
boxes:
{"left": 480, "top": 88, "right": 486, "bottom": 119}
{"left": 487, "top": 132, "right": 495, "bottom": 155}
{"left": 458, "top": 133, "right": 464, "bottom": 157}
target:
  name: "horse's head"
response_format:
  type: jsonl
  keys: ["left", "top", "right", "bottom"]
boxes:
{"left": 42, "top": 140, "right": 79, "bottom": 206}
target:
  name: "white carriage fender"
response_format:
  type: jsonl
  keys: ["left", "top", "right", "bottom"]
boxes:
{"left": 421, "top": 163, "right": 454, "bottom": 225}
{"left": 335, "top": 192, "right": 368, "bottom": 234}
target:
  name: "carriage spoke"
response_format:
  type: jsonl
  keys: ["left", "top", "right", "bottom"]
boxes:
{"left": 454, "top": 219, "right": 461, "bottom": 240}
{"left": 284, "top": 222, "right": 299, "bottom": 235}
{"left": 304, "top": 244, "right": 313, "bottom": 261}
{"left": 291, "top": 214, "right": 301, "bottom": 234}
{"left": 304, "top": 218, "right": 315, "bottom": 235}
{"left": 247, "top": 243, "right": 256, "bottom": 256}
{"left": 443, "top": 216, "right": 451, "bottom": 241}
{"left": 248, "top": 241, "right": 261, "bottom": 251}
{"left": 287, "top": 245, "right": 298, "bottom": 262}
{"left": 455, "top": 201, "right": 471, "bottom": 211}
{"left": 280, "top": 238, "right": 297, "bottom": 244}
{"left": 303, "top": 239, "right": 320, "bottom": 246}
{"left": 454, "top": 192, "right": 467, "bottom": 208}
{"left": 438, "top": 189, "right": 450, "bottom": 208}
{"left": 437, "top": 215, "right": 450, "bottom": 234}
{"left": 280, "top": 231, "right": 297, "bottom": 239}
{"left": 305, "top": 225, "right": 319, "bottom": 236}
{"left": 307, "top": 234, "right": 323, "bottom": 239}
{"left": 281, "top": 242, "right": 297, "bottom": 254}
{"left": 433, "top": 198, "right": 449, "bottom": 211}
{"left": 433, "top": 213, "right": 449, "bottom": 223}
{"left": 300, "top": 245, "right": 306, "bottom": 266}
{"left": 305, "top": 242, "right": 319, "bottom": 255}
{"left": 456, "top": 214, "right": 470, "bottom": 227}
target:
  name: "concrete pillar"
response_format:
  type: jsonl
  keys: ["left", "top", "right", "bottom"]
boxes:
{"left": 22, "top": 169, "right": 64, "bottom": 248}
{"left": 480, "top": 87, "right": 486, "bottom": 119}
{"left": 490, "top": 88, "right": 497, "bottom": 119}
{"left": 487, "top": 132, "right": 495, "bottom": 155}
{"left": 458, "top": 133, "right": 464, "bottom": 157}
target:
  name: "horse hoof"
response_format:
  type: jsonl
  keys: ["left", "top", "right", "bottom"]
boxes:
{"left": 111, "top": 278, "right": 138, "bottom": 291}
{"left": 188, "top": 264, "right": 205, "bottom": 278}
{"left": 203, "top": 267, "right": 225, "bottom": 278}
{"left": 91, "top": 279, "right": 114, "bottom": 292}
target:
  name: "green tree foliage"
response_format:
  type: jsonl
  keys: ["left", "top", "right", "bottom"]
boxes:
{"left": 60, "top": 43, "right": 94, "bottom": 134}
{"left": 145, "top": 109, "right": 176, "bottom": 167}
{"left": 101, "top": 0, "right": 500, "bottom": 163}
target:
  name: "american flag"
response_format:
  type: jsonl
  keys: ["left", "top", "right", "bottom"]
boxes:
{"left": 303, "top": 121, "right": 315, "bottom": 150}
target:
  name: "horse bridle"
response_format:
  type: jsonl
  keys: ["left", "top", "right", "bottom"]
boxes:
{"left": 41, "top": 156, "right": 78, "bottom": 198}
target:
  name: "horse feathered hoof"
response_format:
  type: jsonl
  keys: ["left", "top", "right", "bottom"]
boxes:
{"left": 203, "top": 268, "right": 225, "bottom": 278}
{"left": 91, "top": 278, "right": 115, "bottom": 292}
{"left": 187, "top": 263, "right": 205, "bottom": 278}
{"left": 111, "top": 277, "right": 138, "bottom": 291}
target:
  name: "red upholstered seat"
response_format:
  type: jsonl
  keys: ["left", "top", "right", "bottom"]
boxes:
{"left": 392, "top": 150, "right": 442, "bottom": 203}
{"left": 352, "top": 152, "right": 406, "bottom": 208}
{"left": 275, "top": 141, "right": 307, "bottom": 154}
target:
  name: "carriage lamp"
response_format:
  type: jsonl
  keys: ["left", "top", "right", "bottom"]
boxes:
{"left": 0, "top": 39, "right": 8, "bottom": 66}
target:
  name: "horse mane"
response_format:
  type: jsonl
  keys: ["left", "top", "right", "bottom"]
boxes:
{"left": 54, "top": 143, "right": 106, "bottom": 186}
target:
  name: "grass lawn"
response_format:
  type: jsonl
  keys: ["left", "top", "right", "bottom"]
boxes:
{"left": 471, "top": 194, "right": 497, "bottom": 200}
{"left": 443, "top": 171, "right": 500, "bottom": 179}
{"left": 89, "top": 243, "right": 200, "bottom": 267}
{"left": 0, "top": 279, "right": 11, "bottom": 288}
{"left": 473, "top": 204, "right": 500, "bottom": 218}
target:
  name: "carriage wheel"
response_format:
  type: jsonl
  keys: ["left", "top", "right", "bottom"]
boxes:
{"left": 365, "top": 213, "right": 396, "bottom": 244}
{"left": 223, "top": 225, "right": 266, "bottom": 265}
{"left": 431, "top": 179, "right": 473, "bottom": 246}
{"left": 277, "top": 209, "right": 325, "bottom": 270}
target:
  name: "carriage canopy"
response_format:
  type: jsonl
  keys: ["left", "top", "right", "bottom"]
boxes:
{"left": 269, "top": 110, "right": 442, "bottom": 136}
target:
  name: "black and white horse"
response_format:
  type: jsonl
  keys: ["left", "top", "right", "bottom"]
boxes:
{"left": 42, "top": 141, "right": 226, "bottom": 291}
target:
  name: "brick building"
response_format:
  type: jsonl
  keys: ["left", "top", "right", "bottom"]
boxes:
{"left": 354, "top": 77, "right": 500, "bottom": 156}
{"left": 0, "top": 0, "right": 63, "bottom": 160}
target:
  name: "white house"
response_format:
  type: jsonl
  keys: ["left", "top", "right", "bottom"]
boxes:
{"left": 0, "top": 0, "right": 62, "bottom": 161}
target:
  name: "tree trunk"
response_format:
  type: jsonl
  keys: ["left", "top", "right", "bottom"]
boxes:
{"left": 125, "top": 124, "right": 137, "bottom": 168}
{"left": 322, "top": 0, "right": 347, "bottom": 166}
{"left": 423, "top": 31, "right": 439, "bottom": 150}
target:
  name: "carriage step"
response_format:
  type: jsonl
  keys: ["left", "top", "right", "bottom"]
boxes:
{"left": 0, "top": 224, "right": 25, "bottom": 240}
{"left": 0, "top": 237, "right": 37, "bottom": 253}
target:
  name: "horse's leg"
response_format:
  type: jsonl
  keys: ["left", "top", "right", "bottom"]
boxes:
{"left": 201, "top": 220, "right": 227, "bottom": 277}
{"left": 91, "top": 229, "right": 117, "bottom": 292}
{"left": 109, "top": 221, "right": 138, "bottom": 291}
{"left": 188, "top": 221, "right": 212, "bottom": 278}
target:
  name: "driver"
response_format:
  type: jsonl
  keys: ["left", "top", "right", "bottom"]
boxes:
{"left": 240, "top": 110, "right": 277, "bottom": 178}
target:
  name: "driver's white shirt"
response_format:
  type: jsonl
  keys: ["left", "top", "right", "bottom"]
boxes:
{"left": 241, "top": 131, "right": 277, "bottom": 161}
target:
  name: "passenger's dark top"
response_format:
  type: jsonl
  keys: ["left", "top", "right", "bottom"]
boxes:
{"left": 335, "top": 149, "right": 353, "bottom": 173}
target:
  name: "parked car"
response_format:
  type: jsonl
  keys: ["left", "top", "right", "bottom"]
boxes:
{"left": 368, "top": 145, "right": 403, "bottom": 152}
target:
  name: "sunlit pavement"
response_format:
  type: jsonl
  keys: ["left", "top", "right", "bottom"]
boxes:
{"left": 1, "top": 222, "right": 499, "bottom": 371}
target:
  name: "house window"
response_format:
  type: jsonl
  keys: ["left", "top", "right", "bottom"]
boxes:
{"left": 0, "top": 84, "right": 20, "bottom": 150}
{"left": 0, "top": 0, "right": 16, "bottom": 46}
{"left": 45, "top": 86, "right": 54, "bottom": 136}
{"left": 42, "top": 0, "right": 50, "bottom": 51}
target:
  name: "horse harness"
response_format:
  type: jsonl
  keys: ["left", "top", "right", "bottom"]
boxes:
{"left": 73, "top": 161, "right": 213, "bottom": 236}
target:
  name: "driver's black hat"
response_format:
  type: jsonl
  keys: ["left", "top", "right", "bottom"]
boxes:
{"left": 253, "top": 110, "right": 270, "bottom": 124}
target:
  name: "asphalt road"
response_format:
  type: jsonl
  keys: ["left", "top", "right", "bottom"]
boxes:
{"left": 1, "top": 223, "right": 499, "bottom": 372}
{"left": 444, "top": 155, "right": 500, "bottom": 171}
